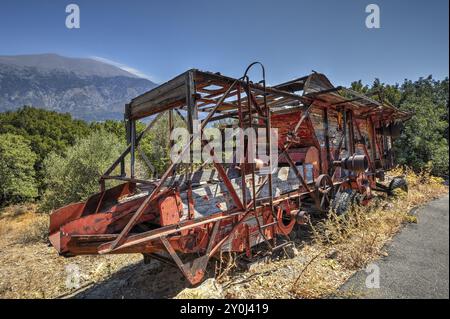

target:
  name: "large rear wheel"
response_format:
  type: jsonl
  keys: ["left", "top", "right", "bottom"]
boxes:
{"left": 315, "top": 174, "right": 334, "bottom": 212}
{"left": 388, "top": 177, "right": 408, "bottom": 196}
{"left": 332, "top": 188, "right": 357, "bottom": 216}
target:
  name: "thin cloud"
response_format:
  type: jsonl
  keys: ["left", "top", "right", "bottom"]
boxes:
{"left": 91, "top": 56, "right": 158, "bottom": 83}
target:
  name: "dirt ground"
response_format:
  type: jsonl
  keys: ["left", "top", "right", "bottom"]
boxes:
{"left": 0, "top": 170, "right": 448, "bottom": 299}
{"left": 0, "top": 220, "right": 353, "bottom": 299}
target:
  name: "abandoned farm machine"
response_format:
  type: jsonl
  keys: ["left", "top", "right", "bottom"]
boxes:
{"left": 49, "top": 64, "right": 411, "bottom": 285}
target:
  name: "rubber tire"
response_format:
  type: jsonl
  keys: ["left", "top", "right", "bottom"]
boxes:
{"left": 388, "top": 177, "right": 408, "bottom": 196}
{"left": 332, "top": 189, "right": 357, "bottom": 216}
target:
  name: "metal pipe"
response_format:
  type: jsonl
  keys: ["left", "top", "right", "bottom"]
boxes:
{"left": 130, "top": 120, "right": 136, "bottom": 179}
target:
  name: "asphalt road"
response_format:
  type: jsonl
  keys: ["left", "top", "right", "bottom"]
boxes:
{"left": 340, "top": 194, "right": 449, "bottom": 299}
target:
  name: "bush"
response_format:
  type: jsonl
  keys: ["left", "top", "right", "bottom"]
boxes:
{"left": 40, "top": 130, "right": 125, "bottom": 211}
{"left": 16, "top": 213, "right": 49, "bottom": 244}
{"left": 0, "top": 133, "right": 38, "bottom": 204}
{"left": 351, "top": 76, "right": 449, "bottom": 177}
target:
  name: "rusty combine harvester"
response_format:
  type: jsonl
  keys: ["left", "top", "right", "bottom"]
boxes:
{"left": 49, "top": 64, "right": 411, "bottom": 284}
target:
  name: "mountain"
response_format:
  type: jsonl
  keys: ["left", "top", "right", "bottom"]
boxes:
{"left": 0, "top": 54, "right": 157, "bottom": 121}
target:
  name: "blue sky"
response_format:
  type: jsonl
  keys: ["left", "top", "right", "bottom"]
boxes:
{"left": 0, "top": 0, "right": 448, "bottom": 86}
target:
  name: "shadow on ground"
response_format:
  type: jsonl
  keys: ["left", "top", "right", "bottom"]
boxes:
{"left": 72, "top": 221, "right": 317, "bottom": 299}
{"left": 73, "top": 260, "right": 193, "bottom": 299}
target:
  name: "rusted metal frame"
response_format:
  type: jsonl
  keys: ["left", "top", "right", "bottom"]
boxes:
{"left": 332, "top": 96, "right": 364, "bottom": 106}
{"left": 196, "top": 70, "right": 307, "bottom": 102}
{"left": 101, "top": 111, "right": 167, "bottom": 180}
{"left": 130, "top": 119, "right": 136, "bottom": 178}
{"left": 368, "top": 116, "right": 378, "bottom": 170}
{"left": 303, "top": 86, "right": 344, "bottom": 99}
{"left": 120, "top": 156, "right": 126, "bottom": 177}
{"left": 197, "top": 98, "right": 237, "bottom": 110}
{"left": 330, "top": 134, "right": 345, "bottom": 181}
{"left": 265, "top": 96, "right": 299, "bottom": 109}
{"left": 388, "top": 125, "right": 395, "bottom": 168}
{"left": 174, "top": 108, "right": 189, "bottom": 127}
{"left": 280, "top": 150, "right": 314, "bottom": 195}
{"left": 304, "top": 114, "right": 323, "bottom": 174}
{"left": 258, "top": 70, "right": 276, "bottom": 246}
{"left": 253, "top": 206, "right": 273, "bottom": 250}
{"left": 197, "top": 86, "right": 227, "bottom": 96}
{"left": 104, "top": 81, "right": 240, "bottom": 253}
{"left": 242, "top": 174, "right": 272, "bottom": 213}
{"left": 245, "top": 82, "right": 258, "bottom": 215}
{"left": 137, "top": 146, "right": 154, "bottom": 177}
{"left": 187, "top": 183, "right": 195, "bottom": 220}
{"left": 208, "top": 209, "right": 255, "bottom": 258}
{"left": 210, "top": 97, "right": 298, "bottom": 121}
{"left": 207, "top": 108, "right": 259, "bottom": 122}
{"left": 161, "top": 221, "right": 220, "bottom": 284}
{"left": 263, "top": 85, "right": 274, "bottom": 216}
{"left": 246, "top": 103, "right": 317, "bottom": 207}
{"left": 94, "top": 191, "right": 106, "bottom": 214}
{"left": 203, "top": 95, "right": 297, "bottom": 120}
{"left": 291, "top": 102, "right": 314, "bottom": 139}
{"left": 186, "top": 71, "right": 198, "bottom": 166}
{"left": 375, "top": 134, "right": 384, "bottom": 163}
{"left": 323, "top": 107, "right": 332, "bottom": 175}
{"left": 196, "top": 90, "right": 240, "bottom": 109}
{"left": 161, "top": 236, "right": 196, "bottom": 283}
{"left": 196, "top": 85, "right": 248, "bottom": 214}
{"left": 271, "top": 188, "right": 310, "bottom": 204}
{"left": 247, "top": 80, "right": 275, "bottom": 249}
{"left": 239, "top": 93, "right": 291, "bottom": 110}
{"left": 237, "top": 84, "right": 247, "bottom": 211}
{"left": 206, "top": 221, "right": 221, "bottom": 254}
{"left": 352, "top": 117, "right": 375, "bottom": 172}
{"left": 101, "top": 175, "right": 157, "bottom": 186}
{"left": 246, "top": 88, "right": 266, "bottom": 117}
{"left": 283, "top": 100, "right": 322, "bottom": 172}
{"left": 169, "top": 109, "right": 174, "bottom": 160}
{"left": 340, "top": 87, "right": 383, "bottom": 107}
{"left": 375, "top": 122, "right": 385, "bottom": 168}
{"left": 98, "top": 211, "right": 241, "bottom": 254}
{"left": 348, "top": 110, "right": 356, "bottom": 155}
{"left": 360, "top": 107, "right": 384, "bottom": 117}
{"left": 208, "top": 94, "right": 289, "bottom": 115}
{"left": 200, "top": 80, "right": 239, "bottom": 127}
{"left": 202, "top": 141, "right": 245, "bottom": 211}
{"left": 342, "top": 107, "right": 348, "bottom": 151}
{"left": 380, "top": 119, "right": 388, "bottom": 168}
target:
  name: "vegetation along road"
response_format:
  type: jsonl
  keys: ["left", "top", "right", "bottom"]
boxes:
{"left": 341, "top": 194, "right": 449, "bottom": 299}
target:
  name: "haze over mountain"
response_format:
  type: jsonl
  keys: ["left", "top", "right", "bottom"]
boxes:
{"left": 0, "top": 54, "right": 157, "bottom": 121}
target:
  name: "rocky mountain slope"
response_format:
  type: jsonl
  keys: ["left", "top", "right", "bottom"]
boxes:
{"left": 0, "top": 54, "right": 156, "bottom": 121}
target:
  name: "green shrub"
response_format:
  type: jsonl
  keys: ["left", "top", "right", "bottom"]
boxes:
{"left": 40, "top": 130, "right": 125, "bottom": 211}
{"left": 0, "top": 133, "right": 38, "bottom": 204}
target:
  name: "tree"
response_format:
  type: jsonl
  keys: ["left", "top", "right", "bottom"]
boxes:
{"left": 394, "top": 77, "right": 449, "bottom": 176}
{"left": 351, "top": 76, "right": 449, "bottom": 176}
{"left": 0, "top": 106, "right": 92, "bottom": 194}
{"left": 40, "top": 130, "right": 125, "bottom": 211}
{"left": 0, "top": 133, "right": 38, "bottom": 204}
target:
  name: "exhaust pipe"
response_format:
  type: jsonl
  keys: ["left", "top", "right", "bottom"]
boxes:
{"left": 333, "top": 155, "right": 368, "bottom": 173}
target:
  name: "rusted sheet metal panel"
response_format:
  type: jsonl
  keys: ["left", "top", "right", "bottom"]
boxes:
{"left": 271, "top": 111, "right": 317, "bottom": 147}
{"left": 127, "top": 71, "right": 189, "bottom": 119}
{"left": 303, "top": 73, "right": 334, "bottom": 94}
{"left": 177, "top": 164, "right": 314, "bottom": 220}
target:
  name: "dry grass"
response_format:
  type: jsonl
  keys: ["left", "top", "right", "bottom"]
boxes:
{"left": 0, "top": 167, "right": 447, "bottom": 299}
{"left": 0, "top": 205, "right": 49, "bottom": 246}
{"left": 222, "top": 168, "right": 448, "bottom": 299}
{"left": 0, "top": 207, "right": 143, "bottom": 299}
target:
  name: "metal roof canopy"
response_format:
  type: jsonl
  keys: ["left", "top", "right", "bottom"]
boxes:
{"left": 125, "top": 69, "right": 308, "bottom": 121}
{"left": 125, "top": 69, "right": 411, "bottom": 121}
